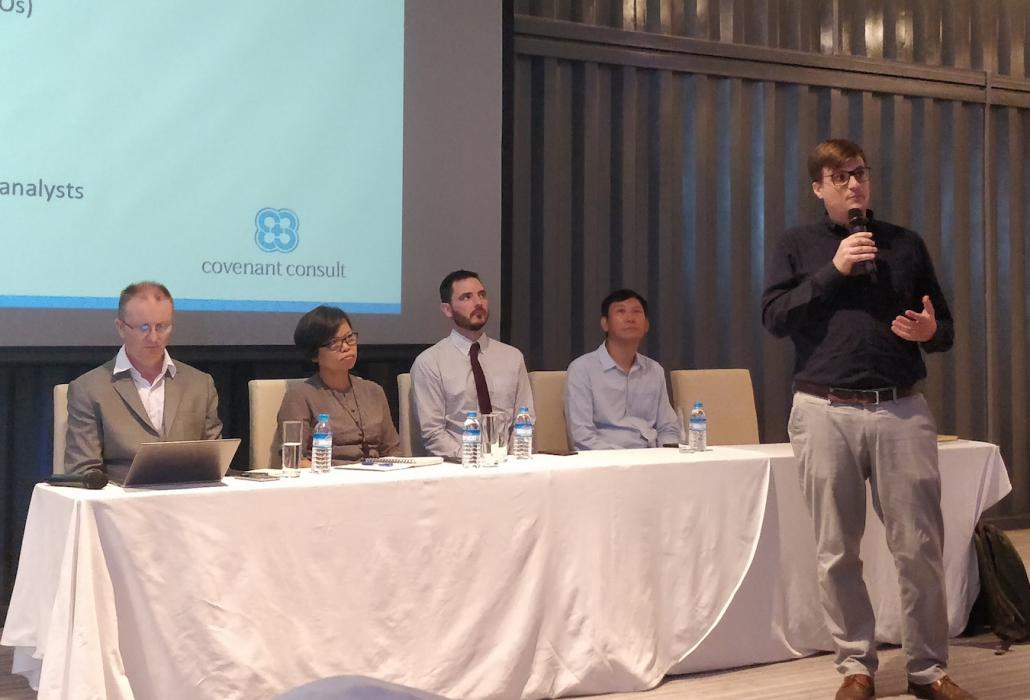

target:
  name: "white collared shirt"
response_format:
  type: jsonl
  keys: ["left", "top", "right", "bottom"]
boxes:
{"left": 113, "top": 346, "right": 176, "bottom": 432}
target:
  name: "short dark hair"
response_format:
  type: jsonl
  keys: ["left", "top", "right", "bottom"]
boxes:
{"left": 293, "top": 305, "right": 353, "bottom": 361}
{"left": 439, "top": 269, "right": 481, "bottom": 304}
{"left": 601, "top": 289, "right": 648, "bottom": 318}
{"left": 807, "top": 139, "right": 868, "bottom": 182}
{"left": 118, "top": 281, "right": 173, "bottom": 320}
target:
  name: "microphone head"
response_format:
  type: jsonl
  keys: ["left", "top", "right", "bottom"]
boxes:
{"left": 83, "top": 469, "right": 109, "bottom": 490}
{"left": 847, "top": 208, "right": 864, "bottom": 224}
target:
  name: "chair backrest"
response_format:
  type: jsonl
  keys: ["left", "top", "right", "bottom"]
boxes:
{"left": 528, "top": 371, "right": 569, "bottom": 453}
{"left": 397, "top": 373, "right": 424, "bottom": 457}
{"left": 669, "top": 369, "right": 760, "bottom": 445}
{"left": 249, "top": 378, "right": 305, "bottom": 468}
{"left": 53, "top": 383, "right": 69, "bottom": 474}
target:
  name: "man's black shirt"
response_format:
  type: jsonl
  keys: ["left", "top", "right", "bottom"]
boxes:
{"left": 762, "top": 214, "right": 953, "bottom": 389}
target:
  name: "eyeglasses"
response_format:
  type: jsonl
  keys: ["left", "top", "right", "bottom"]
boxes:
{"left": 120, "top": 320, "right": 173, "bottom": 335}
{"left": 322, "top": 332, "right": 359, "bottom": 351}
{"left": 824, "top": 166, "right": 871, "bottom": 188}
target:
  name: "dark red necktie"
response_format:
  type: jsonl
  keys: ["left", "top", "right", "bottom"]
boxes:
{"left": 469, "top": 341, "right": 493, "bottom": 414}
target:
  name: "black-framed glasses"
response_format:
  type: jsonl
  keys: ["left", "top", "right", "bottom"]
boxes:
{"left": 824, "top": 166, "right": 871, "bottom": 188}
{"left": 120, "top": 320, "right": 173, "bottom": 335}
{"left": 322, "top": 332, "right": 359, "bottom": 351}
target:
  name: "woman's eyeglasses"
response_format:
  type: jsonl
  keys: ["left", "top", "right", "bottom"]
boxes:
{"left": 322, "top": 333, "right": 359, "bottom": 351}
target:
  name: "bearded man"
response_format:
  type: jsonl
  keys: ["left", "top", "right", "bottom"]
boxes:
{"left": 410, "top": 269, "right": 533, "bottom": 458}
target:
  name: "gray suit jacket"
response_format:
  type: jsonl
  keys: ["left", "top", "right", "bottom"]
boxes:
{"left": 65, "top": 358, "right": 223, "bottom": 477}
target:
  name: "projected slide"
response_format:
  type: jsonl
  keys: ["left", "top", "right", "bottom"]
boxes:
{"left": 0, "top": 1, "right": 404, "bottom": 313}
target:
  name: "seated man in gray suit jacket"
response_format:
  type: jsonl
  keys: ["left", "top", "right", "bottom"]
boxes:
{"left": 65, "top": 281, "right": 223, "bottom": 478}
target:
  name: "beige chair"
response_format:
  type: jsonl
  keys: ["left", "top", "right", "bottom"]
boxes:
{"left": 53, "top": 383, "right": 69, "bottom": 474}
{"left": 669, "top": 369, "right": 760, "bottom": 445}
{"left": 249, "top": 378, "right": 305, "bottom": 468}
{"left": 528, "top": 371, "right": 569, "bottom": 453}
{"left": 396, "top": 373, "right": 425, "bottom": 457}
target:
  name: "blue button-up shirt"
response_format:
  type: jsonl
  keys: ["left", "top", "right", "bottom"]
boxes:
{"left": 564, "top": 342, "right": 681, "bottom": 450}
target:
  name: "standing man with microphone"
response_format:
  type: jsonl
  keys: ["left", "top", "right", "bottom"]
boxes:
{"left": 762, "top": 140, "right": 970, "bottom": 700}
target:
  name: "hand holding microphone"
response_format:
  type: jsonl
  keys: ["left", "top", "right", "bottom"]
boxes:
{"left": 832, "top": 208, "right": 877, "bottom": 277}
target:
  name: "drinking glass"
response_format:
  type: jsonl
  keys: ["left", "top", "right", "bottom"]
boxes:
{"left": 281, "top": 420, "right": 303, "bottom": 477}
{"left": 677, "top": 407, "right": 690, "bottom": 453}
{"left": 479, "top": 412, "right": 510, "bottom": 467}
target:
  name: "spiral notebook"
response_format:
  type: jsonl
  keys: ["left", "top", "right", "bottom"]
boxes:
{"left": 333, "top": 456, "right": 445, "bottom": 472}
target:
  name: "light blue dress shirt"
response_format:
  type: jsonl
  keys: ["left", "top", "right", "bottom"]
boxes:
{"left": 564, "top": 342, "right": 680, "bottom": 450}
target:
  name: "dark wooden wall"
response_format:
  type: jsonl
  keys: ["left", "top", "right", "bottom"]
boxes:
{"left": 509, "top": 0, "right": 1030, "bottom": 526}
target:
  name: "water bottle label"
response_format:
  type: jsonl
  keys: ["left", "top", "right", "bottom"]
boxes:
{"left": 514, "top": 426, "right": 533, "bottom": 437}
{"left": 463, "top": 430, "right": 480, "bottom": 443}
{"left": 688, "top": 424, "right": 706, "bottom": 452}
{"left": 313, "top": 435, "right": 332, "bottom": 448}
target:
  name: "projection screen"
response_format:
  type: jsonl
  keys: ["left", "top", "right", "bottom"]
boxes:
{"left": 0, "top": 0, "right": 502, "bottom": 346}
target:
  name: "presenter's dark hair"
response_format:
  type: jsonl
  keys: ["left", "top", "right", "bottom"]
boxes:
{"left": 118, "top": 281, "right": 173, "bottom": 319}
{"left": 807, "top": 139, "right": 868, "bottom": 182}
{"left": 294, "top": 305, "right": 353, "bottom": 361}
{"left": 601, "top": 289, "right": 648, "bottom": 318}
{"left": 439, "top": 269, "right": 481, "bottom": 304}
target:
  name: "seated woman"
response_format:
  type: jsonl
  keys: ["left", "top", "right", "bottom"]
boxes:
{"left": 272, "top": 305, "right": 401, "bottom": 464}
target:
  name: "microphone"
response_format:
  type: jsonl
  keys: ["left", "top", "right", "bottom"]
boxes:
{"left": 46, "top": 468, "right": 109, "bottom": 490}
{"left": 847, "top": 208, "right": 876, "bottom": 278}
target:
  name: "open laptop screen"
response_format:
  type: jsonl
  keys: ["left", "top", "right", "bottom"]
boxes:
{"left": 120, "top": 438, "right": 241, "bottom": 487}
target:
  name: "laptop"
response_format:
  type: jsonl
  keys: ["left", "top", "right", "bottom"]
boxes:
{"left": 120, "top": 438, "right": 241, "bottom": 487}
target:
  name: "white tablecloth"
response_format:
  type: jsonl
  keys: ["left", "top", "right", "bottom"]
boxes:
{"left": 1, "top": 442, "right": 1010, "bottom": 700}
{"left": 672, "top": 440, "right": 1013, "bottom": 673}
{"left": 3, "top": 448, "right": 771, "bottom": 700}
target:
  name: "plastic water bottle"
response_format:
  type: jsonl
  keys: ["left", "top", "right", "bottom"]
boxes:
{"left": 462, "top": 411, "right": 481, "bottom": 468}
{"left": 512, "top": 406, "right": 533, "bottom": 461}
{"left": 688, "top": 401, "right": 707, "bottom": 453}
{"left": 312, "top": 413, "right": 333, "bottom": 473}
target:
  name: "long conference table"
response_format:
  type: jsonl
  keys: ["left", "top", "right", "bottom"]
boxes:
{"left": 1, "top": 441, "right": 1011, "bottom": 700}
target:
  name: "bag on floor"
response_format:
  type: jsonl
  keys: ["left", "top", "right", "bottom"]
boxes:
{"left": 965, "top": 521, "right": 1030, "bottom": 652}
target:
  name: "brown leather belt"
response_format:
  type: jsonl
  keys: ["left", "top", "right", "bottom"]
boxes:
{"left": 794, "top": 380, "right": 916, "bottom": 405}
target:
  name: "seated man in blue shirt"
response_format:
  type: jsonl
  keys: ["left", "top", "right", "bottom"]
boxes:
{"left": 564, "top": 289, "right": 680, "bottom": 450}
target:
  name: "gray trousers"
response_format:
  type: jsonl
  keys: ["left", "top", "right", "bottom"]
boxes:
{"left": 788, "top": 391, "right": 948, "bottom": 684}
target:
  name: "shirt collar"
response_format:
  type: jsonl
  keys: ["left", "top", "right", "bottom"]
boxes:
{"left": 310, "top": 372, "right": 357, "bottom": 395}
{"left": 113, "top": 346, "right": 176, "bottom": 381}
{"left": 596, "top": 341, "right": 641, "bottom": 374}
{"left": 448, "top": 328, "right": 490, "bottom": 355}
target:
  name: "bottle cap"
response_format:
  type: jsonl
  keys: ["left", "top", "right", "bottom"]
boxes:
{"left": 518, "top": 405, "right": 528, "bottom": 412}
{"left": 466, "top": 411, "right": 477, "bottom": 418}
{"left": 694, "top": 401, "right": 703, "bottom": 408}
{"left": 318, "top": 413, "right": 330, "bottom": 421}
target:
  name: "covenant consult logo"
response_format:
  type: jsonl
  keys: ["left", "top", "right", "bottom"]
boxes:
{"left": 199, "top": 207, "right": 345, "bottom": 280}
{"left": 255, "top": 208, "right": 299, "bottom": 253}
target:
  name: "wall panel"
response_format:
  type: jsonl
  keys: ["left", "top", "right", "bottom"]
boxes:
{"left": 517, "top": 0, "right": 1030, "bottom": 76}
